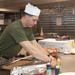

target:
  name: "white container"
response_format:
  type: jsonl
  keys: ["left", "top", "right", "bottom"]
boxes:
{"left": 38, "top": 39, "right": 74, "bottom": 54}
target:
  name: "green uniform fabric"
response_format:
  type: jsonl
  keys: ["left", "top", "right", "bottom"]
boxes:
{"left": 0, "top": 19, "right": 35, "bottom": 58}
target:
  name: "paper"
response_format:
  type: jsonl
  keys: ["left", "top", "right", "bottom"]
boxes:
{"left": 59, "top": 72, "right": 75, "bottom": 75}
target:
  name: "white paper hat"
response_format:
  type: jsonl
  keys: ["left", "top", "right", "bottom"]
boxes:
{"left": 24, "top": 3, "right": 41, "bottom": 16}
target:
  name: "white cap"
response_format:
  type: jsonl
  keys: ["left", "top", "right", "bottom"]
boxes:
{"left": 24, "top": 3, "right": 41, "bottom": 16}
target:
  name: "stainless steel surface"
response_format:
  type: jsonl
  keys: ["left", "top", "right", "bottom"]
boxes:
{"left": 0, "top": 53, "right": 75, "bottom": 75}
{"left": 58, "top": 53, "right": 75, "bottom": 72}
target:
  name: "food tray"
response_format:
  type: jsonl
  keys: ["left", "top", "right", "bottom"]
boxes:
{"left": 1, "top": 60, "right": 32, "bottom": 70}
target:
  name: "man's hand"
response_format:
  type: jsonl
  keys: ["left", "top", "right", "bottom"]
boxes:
{"left": 49, "top": 55, "right": 56, "bottom": 68}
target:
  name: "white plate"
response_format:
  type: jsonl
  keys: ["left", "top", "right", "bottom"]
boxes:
{"left": 59, "top": 72, "right": 75, "bottom": 75}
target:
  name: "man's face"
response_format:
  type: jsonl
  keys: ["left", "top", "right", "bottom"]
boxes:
{"left": 25, "top": 15, "right": 39, "bottom": 27}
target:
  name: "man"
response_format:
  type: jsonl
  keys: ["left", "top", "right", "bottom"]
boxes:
{"left": 0, "top": 3, "right": 56, "bottom": 67}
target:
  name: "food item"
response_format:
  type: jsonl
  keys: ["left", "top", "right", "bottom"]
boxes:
{"left": 44, "top": 48, "right": 60, "bottom": 56}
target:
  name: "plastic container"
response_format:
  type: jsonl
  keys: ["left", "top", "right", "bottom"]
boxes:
{"left": 55, "top": 57, "right": 61, "bottom": 75}
{"left": 55, "top": 64, "right": 60, "bottom": 75}
{"left": 46, "top": 62, "right": 52, "bottom": 75}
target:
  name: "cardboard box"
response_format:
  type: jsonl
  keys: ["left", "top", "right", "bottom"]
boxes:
{"left": 38, "top": 39, "right": 74, "bottom": 54}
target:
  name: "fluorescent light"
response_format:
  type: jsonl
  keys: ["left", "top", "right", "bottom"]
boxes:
{"left": 0, "top": 8, "right": 19, "bottom": 12}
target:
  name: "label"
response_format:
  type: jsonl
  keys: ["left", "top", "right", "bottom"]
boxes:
{"left": 47, "top": 69, "right": 51, "bottom": 75}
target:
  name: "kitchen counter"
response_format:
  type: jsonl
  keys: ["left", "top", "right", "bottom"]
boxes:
{"left": 1, "top": 53, "right": 75, "bottom": 75}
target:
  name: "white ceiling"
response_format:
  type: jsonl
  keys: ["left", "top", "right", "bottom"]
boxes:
{"left": 0, "top": 0, "right": 75, "bottom": 12}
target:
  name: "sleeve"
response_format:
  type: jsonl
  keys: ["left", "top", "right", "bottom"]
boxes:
{"left": 9, "top": 27, "right": 28, "bottom": 43}
{"left": 27, "top": 28, "right": 35, "bottom": 41}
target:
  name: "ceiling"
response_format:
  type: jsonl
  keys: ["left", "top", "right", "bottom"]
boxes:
{"left": 0, "top": 0, "right": 75, "bottom": 12}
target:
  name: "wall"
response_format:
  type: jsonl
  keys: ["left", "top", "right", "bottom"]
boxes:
{"left": 37, "top": 7, "right": 75, "bottom": 38}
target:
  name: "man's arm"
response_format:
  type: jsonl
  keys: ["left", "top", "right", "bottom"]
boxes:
{"left": 31, "top": 39, "right": 57, "bottom": 68}
{"left": 30, "top": 40, "right": 49, "bottom": 55}
{"left": 19, "top": 40, "right": 51, "bottom": 62}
